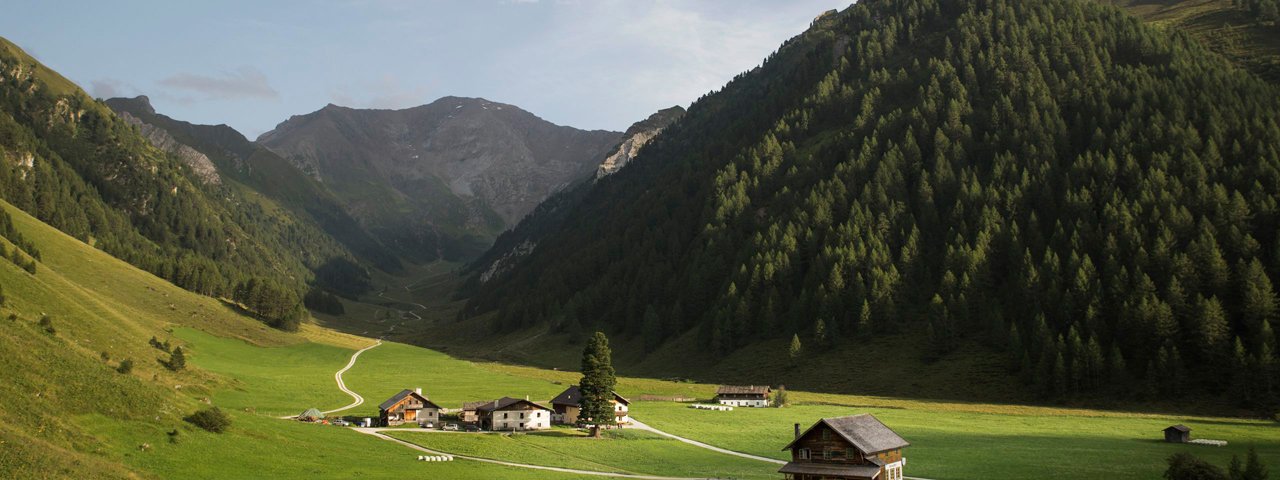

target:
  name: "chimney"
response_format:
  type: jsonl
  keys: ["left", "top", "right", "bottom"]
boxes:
{"left": 794, "top": 423, "right": 801, "bottom": 439}
{"left": 415, "top": 388, "right": 422, "bottom": 395}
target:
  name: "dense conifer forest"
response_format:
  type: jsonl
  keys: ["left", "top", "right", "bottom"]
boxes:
{"left": 0, "top": 42, "right": 340, "bottom": 327}
{"left": 465, "top": 0, "right": 1280, "bottom": 413}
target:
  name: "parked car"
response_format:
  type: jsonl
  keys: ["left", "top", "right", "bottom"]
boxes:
{"left": 442, "top": 423, "right": 459, "bottom": 431}
{"left": 463, "top": 425, "right": 480, "bottom": 432}
{"left": 420, "top": 422, "right": 434, "bottom": 429}
{"left": 332, "top": 419, "right": 351, "bottom": 427}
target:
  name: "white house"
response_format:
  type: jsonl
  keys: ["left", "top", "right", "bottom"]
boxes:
{"left": 715, "top": 385, "right": 771, "bottom": 407}
{"left": 477, "top": 397, "right": 553, "bottom": 431}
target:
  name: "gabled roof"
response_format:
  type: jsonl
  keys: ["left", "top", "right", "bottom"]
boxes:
{"left": 378, "top": 389, "right": 440, "bottom": 411}
{"left": 778, "top": 462, "right": 882, "bottom": 479}
{"left": 476, "top": 396, "right": 552, "bottom": 413}
{"left": 462, "top": 401, "right": 491, "bottom": 411}
{"left": 1165, "top": 424, "right": 1191, "bottom": 433}
{"left": 550, "top": 385, "right": 630, "bottom": 406}
{"left": 716, "top": 385, "right": 771, "bottom": 395}
{"left": 782, "top": 414, "right": 909, "bottom": 455}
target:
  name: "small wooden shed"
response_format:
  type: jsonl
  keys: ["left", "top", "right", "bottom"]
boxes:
{"left": 1164, "top": 425, "right": 1191, "bottom": 443}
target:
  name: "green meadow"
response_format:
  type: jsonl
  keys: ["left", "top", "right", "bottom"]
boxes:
{"left": 385, "top": 429, "right": 775, "bottom": 479}
{"left": 174, "top": 324, "right": 1280, "bottom": 480}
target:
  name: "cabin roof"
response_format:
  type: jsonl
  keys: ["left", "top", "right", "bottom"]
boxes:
{"left": 778, "top": 462, "right": 882, "bottom": 479}
{"left": 782, "top": 414, "right": 910, "bottom": 455}
{"left": 1165, "top": 425, "right": 1191, "bottom": 433}
{"left": 462, "top": 401, "right": 491, "bottom": 411}
{"left": 476, "top": 396, "right": 552, "bottom": 412}
{"left": 378, "top": 389, "right": 440, "bottom": 411}
{"left": 716, "top": 385, "right": 771, "bottom": 395}
{"left": 550, "top": 385, "right": 630, "bottom": 406}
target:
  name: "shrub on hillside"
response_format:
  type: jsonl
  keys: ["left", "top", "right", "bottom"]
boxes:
{"left": 116, "top": 359, "right": 134, "bottom": 374}
{"left": 184, "top": 407, "right": 231, "bottom": 433}
{"left": 1165, "top": 453, "right": 1226, "bottom": 480}
{"left": 38, "top": 314, "right": 54, "bottom": 334}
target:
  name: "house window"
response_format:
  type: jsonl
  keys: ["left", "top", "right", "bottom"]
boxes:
{"left": 798, "top": 448, "right": 811, "bottom": 460}
{"left": 821, "top": 429, "right": 830, "bottom": 440}
{"left": 503, "top": 413, "right": 508, "bottom": 419}
{"left": 520, "top": 412, "right": 525, "bottom": 419}
{"left": 823, "top": 449, "right": 833, "bottom": 460}
{"left": 846, "top": 448, "right": 856, "bottom": 459}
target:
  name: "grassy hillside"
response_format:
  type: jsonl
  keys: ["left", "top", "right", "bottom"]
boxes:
{"left": 0, "top": 199, "right": 597, "bottom": 479}
{"left": 1118, "top": 0, "right": 1280, "bottom": 82}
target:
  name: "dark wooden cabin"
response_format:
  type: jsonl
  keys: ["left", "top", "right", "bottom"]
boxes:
{"left": 378, "top": 388, "right": 441, "bottom": 426}
{"left": 1164, "top": 425, "right": 1191, "bottom": 443}
{"left": 549, "top": 385, "right": 631, "bottom": 425}
{"left": 780, "top": 414, "right": 909, "bottom": 480}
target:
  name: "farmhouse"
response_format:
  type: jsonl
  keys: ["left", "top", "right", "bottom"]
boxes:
{"left": 779, "top": 414, "right": 909, "bottom": 480}
{"left": 379, "top": 388, "right": 442, "bottom": 426}
{"left": 476, "top": 397, "right": 553, "bottom": 431}
{"left": 549, "top": 385, "right": 631, "bottom": 425}
{"left": 1164, "top": 424, "right": 1191, "bottom": 443}
{"left": 716, "top": 385, "right": 771, "bottom": 407}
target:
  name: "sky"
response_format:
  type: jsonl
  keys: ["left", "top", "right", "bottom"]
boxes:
{"left": 1, "top": 0, "right": 851, "bottom": 139}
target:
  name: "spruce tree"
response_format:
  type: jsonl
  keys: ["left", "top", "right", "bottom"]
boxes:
{"left": 579, "top": 332, "right": 616, "bottom": 438}
{"left": 167, "top": 346, "right": 186, "bottom": 371}
{"left": 1243, "top": 448, "right": 1269, "bottom": 480}
{"left": 789, "top": 334, "right": 803, "bottom": 362}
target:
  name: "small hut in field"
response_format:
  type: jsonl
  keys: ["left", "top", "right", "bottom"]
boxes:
{"left": 298, "top": 408, "right": 324, "bottom": 422}
{"left": 1163, "top": 425, "right": 1191, "bottom": 443}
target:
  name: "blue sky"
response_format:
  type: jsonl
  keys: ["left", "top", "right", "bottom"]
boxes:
{"left": 1, "top": 0, "right": 851, "bottom": 138}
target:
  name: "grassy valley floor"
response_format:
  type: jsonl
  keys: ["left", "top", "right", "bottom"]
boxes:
{"left": 169, "top": 325, "right": 1280, "bottom": 480}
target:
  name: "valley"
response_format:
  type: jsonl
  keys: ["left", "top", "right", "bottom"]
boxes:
{"left": 3, "top": 0, "right": 1280, "bottom": 478}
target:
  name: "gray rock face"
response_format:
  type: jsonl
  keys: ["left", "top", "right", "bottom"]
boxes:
{"left": 596, "top": 106, "right": 685, "bottom": 179}
{"left": 115, "top": 107, "right": 221, "bottom": 185}
{"left": 257, "top": 97, "right": 621, "bottom": 255}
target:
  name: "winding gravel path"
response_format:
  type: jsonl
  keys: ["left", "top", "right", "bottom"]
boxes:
{"left": 354, "top": 428, "right": 708, "bottom": 480}
{"left": 321, "top": 340, "right": 382, "bottom": 415}
{"left": 629, "top": 419, "right": 786, "bottom": 465}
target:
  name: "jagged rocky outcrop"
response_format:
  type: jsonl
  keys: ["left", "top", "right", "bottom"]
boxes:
{"left": 257, "top": 97, "right": 621, "bottom": 260}
{"left": 596, "top": 106, "right": 684, "bottom": 179}
{"left": 112, "top": 97, "right": 220, "bottom": 184}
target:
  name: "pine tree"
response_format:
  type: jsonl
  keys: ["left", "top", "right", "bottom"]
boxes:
{"left": 578, "top": 332, "right": 617, "bottom": 438}
{"left": 1243, "top": 448, "right": 1269, "bottom": 480}
{"left": 788, "top": 334, "right": 803, "bottom": 362}
{"left": 858, "top": 299, "right": 873, "bottom": 335}
{"left": 166, "top": 346, "right": 186, "bottom": 371}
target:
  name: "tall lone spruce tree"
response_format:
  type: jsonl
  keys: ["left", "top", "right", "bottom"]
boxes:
{"left": 579, "top": 331, "right": 617, "bottom": 438}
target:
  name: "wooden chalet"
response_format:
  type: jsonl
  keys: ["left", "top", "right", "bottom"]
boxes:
{"left": 780, "top": 414, "right": 909, "bottom": 480}
{"left": 460, "top": 401, "right": 489, "bottom": 424}
{"left": 549, "top": 385, "right": 631, "bottom": 425}
{"left": 716, "top": 385, "right": 772, "bottom": 407}
{"left": 475, "top": 397, "right": 553, "bottom": 431}
{"left": 1164, "top": 425, "right": 1191, "bottom": 443}
{"left": 379, "top": 388, "right": 442, "bottom": 426}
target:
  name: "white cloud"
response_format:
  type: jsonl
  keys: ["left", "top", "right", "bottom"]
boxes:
{"left": 158, "top": 66, "right": 278, "bottom": 100}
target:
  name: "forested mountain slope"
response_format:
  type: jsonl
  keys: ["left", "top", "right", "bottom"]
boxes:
{"left": 105, "top": 96, "right": 401, "bottom": 273}
{"left": 464, "top": 0, "right": 1280, "bottom": 412}
{"left": 0, "top": 37, "right": 324, "bottom": 328}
